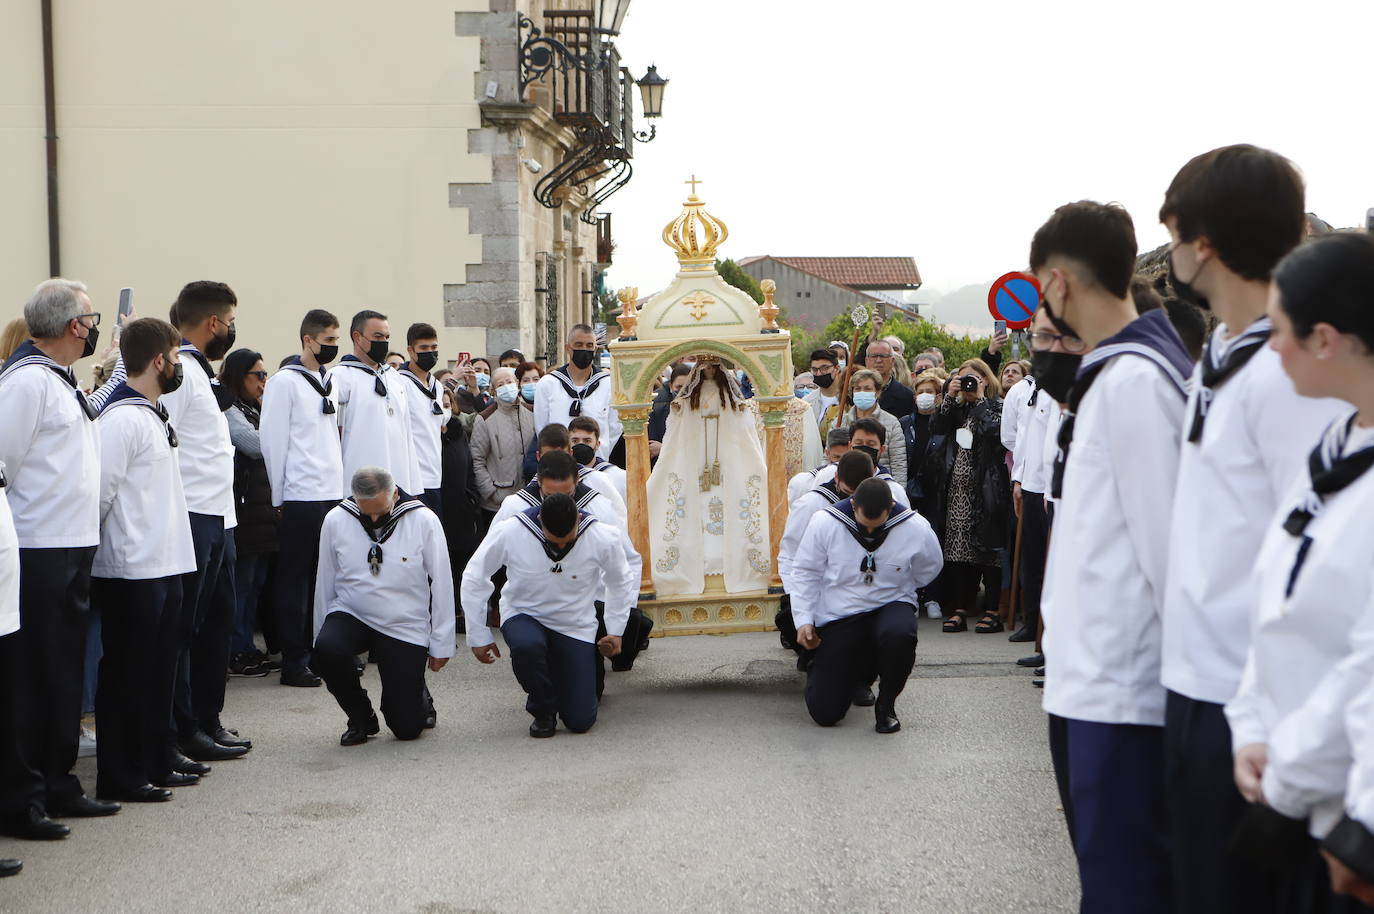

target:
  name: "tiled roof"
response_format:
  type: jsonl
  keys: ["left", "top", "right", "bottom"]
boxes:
{"left": 743, "top": 256, "right": 922, "bottom": 290}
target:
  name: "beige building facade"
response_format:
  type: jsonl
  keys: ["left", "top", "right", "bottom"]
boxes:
{"left": 0, "top": 1, "right": 640, "bottom": 377}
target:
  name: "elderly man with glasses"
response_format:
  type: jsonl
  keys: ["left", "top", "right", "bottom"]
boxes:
{"left": 864, "top": 339, "right": 916, "bottom": 420}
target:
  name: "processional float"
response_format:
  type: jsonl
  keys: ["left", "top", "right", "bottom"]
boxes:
{"left": 608, "top": 180, "right": 793, "bottom": 636}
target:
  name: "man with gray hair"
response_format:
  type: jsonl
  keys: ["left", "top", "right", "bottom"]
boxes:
{"left": 311, "top": 467, "right": 455, "bottom": 746}
{"left": 0, "top": 278, "right": 121, "bottom": 838}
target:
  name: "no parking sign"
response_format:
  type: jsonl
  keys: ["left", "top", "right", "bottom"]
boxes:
{"left": 987, "top": 272, "right": 1040, "bottom": 330}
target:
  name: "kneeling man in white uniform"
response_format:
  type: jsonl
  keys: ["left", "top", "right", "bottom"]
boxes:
{"left": 313, "top": 467, "right": 455, "bottom": 746}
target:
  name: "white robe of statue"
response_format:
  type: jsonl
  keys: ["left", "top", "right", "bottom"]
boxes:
{"left": 647, "top": 365, "right": 770, "bottom": 596}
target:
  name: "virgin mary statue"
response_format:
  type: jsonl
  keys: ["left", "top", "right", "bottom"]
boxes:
{"left": 647, "top": 358, "right": 771, "bottom": 596}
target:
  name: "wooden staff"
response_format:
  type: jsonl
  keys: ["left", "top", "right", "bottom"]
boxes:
{"left": 835, "top": 306, "right": 868, "bottom": 418}
{"left": 1005, "top": 506, "right": 1025, "bottom": 628}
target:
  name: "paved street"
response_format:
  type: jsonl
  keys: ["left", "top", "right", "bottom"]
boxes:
{"left": 3, "top": 622, "right": 1077, "bottom": 913}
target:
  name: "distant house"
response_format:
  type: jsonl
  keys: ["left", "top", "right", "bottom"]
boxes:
{"left": 737, "top": 256, "right": 923, "bottom": 332}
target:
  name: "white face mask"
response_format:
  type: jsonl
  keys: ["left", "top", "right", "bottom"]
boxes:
{"left": 916, "top": 392, "right": 937, "bottom": 412}
{"left": 495, "top": 382, "right": 519, "bottom": 404}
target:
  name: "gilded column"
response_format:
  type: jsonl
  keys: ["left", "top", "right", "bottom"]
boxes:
{"left": 617, "top": 405, "right": 655, "bottom": 598}
{"left": 759, "top": 399, "right": 790, "bottom": 594}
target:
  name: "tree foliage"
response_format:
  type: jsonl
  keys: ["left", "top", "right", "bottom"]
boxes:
{"left": 715, "top": 258, "right": 764, "bottom": 304}
{"left": 782, "top": 307, "right": 992, "bottom": 374}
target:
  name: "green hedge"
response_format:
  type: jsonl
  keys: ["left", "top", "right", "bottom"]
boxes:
{"left": 785, "top": 309, "right": 992, "bottom": 374}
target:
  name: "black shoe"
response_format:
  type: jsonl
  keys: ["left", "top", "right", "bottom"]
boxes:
{"left": 1008, "top": 625, "right": 1037, "bottom": 643}
{"left": 779, "top": 631, "right": 796, "bottom": 651}
{"left": 340, "top": 714, "right": 380, "bottom": 746}
{"left": 529, "top": 714, "right": 557, "bottom": 738}
{"left": 1034, "top": 667, "right": 1045, "bottom": 677}
{"left": 228, "top": 652, "right": 270, "bottom": 677}
{"left": 1, "top": 808, "right": 70, "bottom": 840}
{"left": 170, "top": 753, "right": 211, "bottom": 777}
{"left": 209, "top": 727, "right": 251, "bottom": 750}
{"left": 281, "top": 669, "right": 322, "bottom": 688}
{"left": 179, "top": 731, "right": 249, "bottom": 761}
{"left": 154, "top": 772, "right": 199, "bottom": 788}
{"left": 796, "top": 651, "right": 814, "bottom": 673}
{"left": 1016, "top": 652, "right": 1044, "bottom": 668}
{"left": 49, "top": 795, "right": 121, "bottom": 818}
{"left": 1033, "top": 678, "right": 1044, "bottom": 689}
{"left": 637, "top": 615, "right": 653, "bottom": 652}
{"left": 100, "top": 784, "right": 173, "bottom": 803}
{"left": 423, "top": 692, "right": 437, "bottom": 730}
{"left": 0, "top": 859, "right": 20, "bottom": 877}
{"left": 851, "top": 684, "right": 877, "bottom": 707}
{"left": 874, "top": 700, "right": 901, "bottom": 734}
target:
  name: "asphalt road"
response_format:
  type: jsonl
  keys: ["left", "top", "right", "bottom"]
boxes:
{"left": 1, "top": 621, "right": 1078, "bottom": 913}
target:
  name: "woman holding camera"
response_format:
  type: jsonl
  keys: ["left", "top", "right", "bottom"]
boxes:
{"left": 926, "top": 359, "right": 1009, "bottom": 634}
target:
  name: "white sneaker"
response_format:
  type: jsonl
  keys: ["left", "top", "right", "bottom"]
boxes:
{"left": 925, "top": 601, "right": 943, "bottom": 620}
{"left": 78, "top": 725, "right": 97, "bottom": 759}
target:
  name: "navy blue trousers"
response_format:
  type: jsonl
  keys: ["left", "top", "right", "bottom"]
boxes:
{"left": 273, "top": 500, "right": 335, "bottom": 675}
{"left": 805, "top": 601, "right": 917, "bottom": 727}
{"left": 174, "top": 513, "right": 236, "bottom": 739}
{"left": 314, "top": 612, "right": 428, "bottom": 740}
{"left": 501, "top": 614, "right": 598, "bottom": 733}
{"left": 1049, "top": 714, "right": 1173, "bottom": 914}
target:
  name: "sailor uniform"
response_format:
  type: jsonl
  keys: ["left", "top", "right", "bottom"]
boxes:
{"left": 803, "top": 464, "right": 910, "bottom": 510}
{"left": 260, "top": 357, "right": 345, "bottom": 677}
{"left": 1332, "top": 597, "right": 1374, "bottom": 894}
{"left": 1041, "top": 310, "right": 1192, "bottom": 914}
{"left": 788, "top": 501, "right": 941, "bottom": 725}
{"left": 399, "top": 364, "right": 449, "bottom": 515}
{"left": 161, "top": 341, "right": 240, "bottom": 743}
{"left": 91, "top": 386, "right": 197, "bottom": 794}
{"left": 1160, "top": 320, "right": 1345, "bottom": 914}
{"left": 534, "top": 366, "right": 622, "bottom": 461}
{"left": 586, "top": 456, "right": 627, "bottom": 502}
{"left": 1002, "top": 377, "right": 1054, "bottom": 638}
{"left": 460, "top": 509, "right": 636, "bottom": 731}
{"left": 313, "top": 494, "right": 455, "bottom": 739}
{"left": 330, "top": 356, "right": 422, "bottom": 495}
{"left": 0, "top": 475, "right": 31, "bottom": 824}
{"left": 0, "top": 342, "right": 101, "bottom": 812}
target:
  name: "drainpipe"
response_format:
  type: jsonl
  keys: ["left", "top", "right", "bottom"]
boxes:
{"left": 41, "top": 0, "right": 60, "bottom": 276}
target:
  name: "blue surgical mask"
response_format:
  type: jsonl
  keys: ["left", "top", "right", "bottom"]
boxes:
{"left": 476, "top": 373, "right": 491, "bottom": 389}
{"left": 520, "top": 383, "right": 537, "bottom": 403}
{"left": 495, "top": 383, "right": 519, "bottom": 405}
{"left": 795, "top": 388, "right": 809, "bottom": 399}
{"left": 853, "top": 391, "right": 877, "bottom": 411}
{"left": 736, "top": 369, "right": 745, "bottom": 384}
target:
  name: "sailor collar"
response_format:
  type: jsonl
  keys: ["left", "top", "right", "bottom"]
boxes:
{"left": 515, "top": 505, "right": 598, "bottom": 572}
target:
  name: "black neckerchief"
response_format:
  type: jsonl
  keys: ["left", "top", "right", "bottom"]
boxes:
{"left": 178, "top": 341, "right": 234, "bottom": 412}
{"left": 514, "top": 505, "right": 597, "bottom": 573}
{"left": 0, "top": 340, "right": 96, "bottom": 421}
{"left": 401, "top": 365, "right": 444, "bottom": 416}
{"left": 823, "top": 499, "right": 915, "bottom": 585}
{"left": 338, "top": 490, "right": 425, "bottom": 575}
{"left": 338, "top": 355, "right": 388, "bottom": 398}
{"left": 1187, "top": 318, "right": 1271, "bottom": 444}
{"left": 549, "top": 366, "right": 608, "bottom": 418}
{"left": 98, "top": 383, "right": 178, "bottom": 448}
{"left": 1050, "top": 311, "right": 1192, "bottom": 499}
{"left": 813, "top": 480, "right": 844, "bottom": 504}
{"left": 1280, "top": 413, "right": 1374, "bottom": 597}
{"left": 281, "top": 356, "right": 335, "bottom": 415}
{"left": 515, "top": 477, "right": 596, "bottom": 509}
{"left": 1025, "top": 375, "right": 1041, "bottom": 407}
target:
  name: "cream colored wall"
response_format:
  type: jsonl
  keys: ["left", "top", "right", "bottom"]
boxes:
{"left": 0, "top": 1, "right": 489, "bottom": 377}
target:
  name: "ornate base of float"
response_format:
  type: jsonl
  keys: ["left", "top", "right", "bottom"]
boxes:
{"left": 640, "top": 574, "right": 779, "bottom": 637}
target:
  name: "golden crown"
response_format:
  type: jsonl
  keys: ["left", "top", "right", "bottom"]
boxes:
{"left": 662, "top": 175, "right": 728, "bottom": 270}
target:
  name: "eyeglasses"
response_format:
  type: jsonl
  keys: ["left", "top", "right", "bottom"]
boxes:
{"left": 247, "top": 370, "right": 268, "bottom": 381}
{"left": 1028, "top": 330, "right": 1088, "bottom": 354}
{"left": 75, "top": 312, "right": 101, "bottom": 327}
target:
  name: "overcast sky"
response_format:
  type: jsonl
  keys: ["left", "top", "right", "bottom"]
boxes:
{"left": 605, "top": 0, "right": 1374, "bottom": 305}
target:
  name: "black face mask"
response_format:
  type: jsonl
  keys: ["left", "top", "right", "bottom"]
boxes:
{"left": 205, "top": 321, "right": 235, "bottom": 361}
{"left": 159, "top": 361, "right": 184, "bottom": 395}
{"left": 415, "top": 351, "right": 439, "bottom": 372}
{"left": 365, "top": 338, "right": 391, "bottom": 365}
{"left": 1168, "top": 246, "right": 1212, "bottom": 311}
{"left": 854, "top": 444, "right": 880, "bottom": 466}
{"left": 571, "top": 443, "right": 596, "bottom": 466}
{"left": 570, "top": 349, "right": 595, "bottom": 370}
{"left": 313, "top": 341, "right": 339, "bottom": 365}
{"left": 812, "top": 372, "right": 834, "bottom": 389}
{"left": 80, "top": 323, "right": 100, "bottom": 360}
{"left": 1031, "top": 350, "right": 1083, "bottom": 404}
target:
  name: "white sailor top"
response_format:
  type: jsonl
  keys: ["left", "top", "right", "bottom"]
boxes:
{"left": 788, "top": 500, "right": 942, "bottom": 629}
{"left": 586, "top": 456, "right": 627, "bottom": 502}
{"left": 460, "top": 507, "right": 636, "bottom": 647}
{"left": 330, "top": 356, "right": 422, "bottom": 495}
{"left": 161, "top": 341, "right": 236, "bottom": 525}
{"left": 534, "top": 366, "right": 622, "bottom": 460}
{"left": 259, "top": 357, "right": 343, "bottom": 506}
{"left": 0, "top": 477, "right": 19, "bottom": 637}
{"left": 313, "top": 495, "right": 456, "bottom": 658}
{"left": 805, "top": 463, "right": 910, "bottom": 509}
{"left": 778, "top": 478, "right": 847, "bottom": 589}
{"left": 399, "top": 365, "right": 449, "bottom": 491}
{"left": 92, "top": 386, "right": 196, "bottom": 580}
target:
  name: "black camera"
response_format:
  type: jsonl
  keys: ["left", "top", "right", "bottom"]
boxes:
{"left": 960, "top": 375, "right": 979, "bottom": 392}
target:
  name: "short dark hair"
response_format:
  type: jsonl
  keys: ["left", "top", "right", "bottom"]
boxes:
{"left": 1159, "top": 144, "right": 1305, "bottom": 282}
{"left": 119, "top": 317, "right": 180, "bottom": 375}
{"left": 538, "top": 422, "right": 570, "bottom": 451}
{"left": 1274, "top": 232, "right": 1374, "bottom": 351}
{"left": 350, "top": 309, "right": 387, "bottom": 336}
{"left": 300, "top": 309, "right": 339, "bottom": 341}
{"left": 406, "top": 322, "right": 438, "bottom": 347}
{"left": 173, "top": 281, "right": 237, "bottom": 329}
{"left": 848, "top": 416, "right": 886, "bottom": 446}
{"left": 568, "top": 416, "right": 601, "bottom": 438}
{"left": 219, "top": 348, "right": 264, "bottom": 399}
{"left": 853, "top": 477, "right": 894, "bottom": 519}
{"left": 809, "top": 348, "right": 838, "bottom": 367}
{"left": 836, "top": 449, "right": 875, "bottom": 491}
{"left": 669, "top": 364, "right": 692, "bottom": 383}
{"left": 568, "top": 323, "right": 595, "bottom": 341}
{"left": 499, "top": 348, "right": 523, "bottom": 363}
{"left": 537, "top": 449, "right": 578, "bottom": 482}
{"left": 540, "top": 493, "right": 578, "bottom": 537}
{"left": 1029, "top": 201, "right": 1137, "bottom": 298}
{"left": 471, "top": 357, "right": 491, "bottom": 372}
